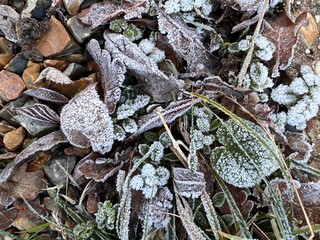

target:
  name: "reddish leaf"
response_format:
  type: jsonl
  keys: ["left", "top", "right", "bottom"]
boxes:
{"left": 24, "top": 88, "right": 69, "bottom": 104}
{"left": 262, "top": 12, "right": 308, "bottom": 77}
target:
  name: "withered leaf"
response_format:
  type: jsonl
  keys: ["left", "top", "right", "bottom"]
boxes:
{"left": 0, "top": 130, "right": 68, "bottom": 183}
{"left": 285, "top": 131, "right": 312, "bottom": 164}
{"left": 156, "top": 7, "right": 216, "bottom": 76}
{"left": 34, "top": 67, "right": 76, "bottom": 86}
{"left": 263, "top": 12, "right": 308, "bottom": 77}
{"left": 0, "top": 152, "right": 17, "bottom": 160}
{"left": 86, "top": 39, "right": 126, "bottom": 113}
{"left": 0, "top": 164, "right": 45, "bottom": 207}
{"left": 173, "top": 167, "right": 206, "bottom": 198}
{"left": 125, "top": 98, "right": 198, "bottom": 143}
{"left": 24, "top": 88, "right": 69, "bottom": 104}
{"left": 0, "top": 208, "right": 19, "bottom": 230}
{"left": 79, "top": 148, "right": 132, "bottom": 182}
{"left": 60, "top": 84, "right": 114, "bottom": 154}
{"left": 15, "top": 103, "right": 60, "bottom": 125}
{"left": 103, "top": 32, "right": 184, "bottom": 102}
{"left": 77, "top": 0, "right": 149, "bottom": 29}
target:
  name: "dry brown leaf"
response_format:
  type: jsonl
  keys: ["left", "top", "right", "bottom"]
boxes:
{"left": 24, "top": 88, "right": 69, "bottom": 104}
{"left": 300, "top": 13, "right": 319, "bottom": 46}
{"left": 262, "top": 12, "right": 308, "bottom": 77}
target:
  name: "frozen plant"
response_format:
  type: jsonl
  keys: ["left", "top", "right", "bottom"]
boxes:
{"left": 131, "top": 163, "right": 170, "bottom": 199}
{"left": 271, "top": 65, "right": 320, "bottom": 130}
{"left": 95, "top": 201, "right": 118, "bottom": 230}
{"left": 243, "top": 62, "right": 273, "bottom": 92}
{"left": 163, "top": 0, "right": 212, "bottom": 17}
{"left": 73, "top": 221, "right": 95, "bottom": 238}
{"left": 254, "top": 34, "right": 276, "bottom": 61}
{"left": 269, "top": 112, "right": 287, "bottom": 133}
{"left": 117, "top": 94, "right": 150, "bottom": 120}
{"left": 139, "top": 37, "right": 166, "bottom": 63}
{"left": 114, "top": 125, "right": 126, "bottom": 141}
{"left": 122, "top": 118, "right": 138, "bottom": 133}
{"left": 149, "top": 141, "right": 165, "bottom": 163}
{"left": 109, "top": 18, "right": 142, "bottom": 41}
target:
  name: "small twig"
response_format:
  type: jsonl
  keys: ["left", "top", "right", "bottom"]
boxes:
{"left": 237, "top": 0, "right": 269, "bottom": 87}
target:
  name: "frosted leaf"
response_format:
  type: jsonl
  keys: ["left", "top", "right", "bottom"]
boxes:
{"left": 289, "top": 77, "right": 309, "bottom": 95}
{"left": 60, "top": 84, "right": 114, "bottom": 154}
{"left": 196, "top": 117, "right": 210, "bottom": 133}
{"left": 163, "top": 0, "right": 180, "bottom": 14}
{"left": 211, "top": 118, "right": 279, "bottom": 188}
{"left": 139, "top": 39, "right": 155, "bottom": 54}
{"left": 149, "top": 48, "right": 166, "bottom": 63}
{"left": 122, "top": 118, "right": 138, "bottom": 134}
{"left": 141, "top": 163, "right": 156, "bottom": 184}
{"left": 173, "top": 167, "right": 205, "bottom": 198}
{"left": 73, "top": 221, "right": 95, "bottom": 238}
{"left": 95, "top": 201, "right": 118, "bottom": 230}
{"left": 238, "top": 39, "right": 251, "bottom": 51}
{"left": 117, "top": 95, "right": 150, "bottom": 120}
{"left": 255, "top": 34, "right": 276, "bottom": 61}
{"left": 269, "top": 112, "right": 287, "bottom": 133}
{"left": 286, "top": 131, "right": 312, "bottom": 164}
{"left": 180, "top": 0, "right": 193, "bottom": 12}
{"left": 149, "top": 141, "right": 164, "bottom": 162}
{"left": 104, "top": 33, "right": 183, "bottom": 102}
{"left": 24, "top": 88, "right": 69, "bottom": 104}
{"left": 142, "top": 185, "right": 158, "bottom": 199}
{"left": 271, "top": 84, "right": 297, "bottom": 105}
{"left": 131, "top": 175, "right": 144, "bottom": 190}
{"left": 212, "top": 192, "right": 226, "bottom": 207}
{"left": 114, "top": 125, "right": 126, "bottom": 141}
{"left": 116, "top": 170, "right": 126, "bottom": 193}
{"left": 35, "top": 67, "right": 75, "bottom": 85}
{"left": 155, "top": 166, "right": 170, "bottom": 186}
{"left": 248, "top": 62, "right": 273, "bottom": 92}
{"left": 87, "top": 39, "right": 126, "bottom": 114}
{"left": 190, "top": 130, "right": 213, "bottom": 150}
{"left": 159, "top": 132, "right": 172, "bottom": 148}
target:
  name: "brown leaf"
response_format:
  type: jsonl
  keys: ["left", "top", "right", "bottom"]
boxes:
{"left": 60, "top": 84, "right": 114, "bottom": 154}
{"left": 300, "top": 13, "right": 319, "bottom": 46}
{"left": 103, "top": 32, "right": 184, "bottom": 102}
{"left": 0, "top": 130, "right": 68, "bottom": 183}
{"left": 0, "top": 207, "right": 19, "bottom": 230}
{"left": 77, "top": 0, "right": 149, "bottom": 29}
{"left": 262, "top": 12, "right": 308, "bottom": 77}
{"left": 0, "top": 164, "right": 45, "bottom": 207}
{"left": 156, "top": 8, "right": 217, "bottom": 76}
{"left": 15, "top": 103, "right": 60, "bottom": 125}
{"left": 24, "top": 88, "right": 69, "bottom": 104}
{"left": 285, "top": 131, "right": 312, "bottom": 164}
{"left": 86, "top": 39, "right": 125, "bottom": 113}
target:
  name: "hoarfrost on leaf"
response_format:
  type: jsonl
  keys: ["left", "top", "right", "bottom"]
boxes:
{"left": 117, "top": 95, "right": 150, "bottom": 120}
{"left": 122, "top": 118, "right": 138, "bottom": 134}
{"left": 60, "top": 84, "right": 114, "bottom": 154}
{"left": 95, "top": 201, "right": 118, "bottom": 230}
{"left": 149, "top": 141, "right": 164, "bottom": 162}
{"left": 255, "top": 34, "right": 276, "bottom": 61}
{"left": 211, "top": 118, "right": 279, "bottom": 188}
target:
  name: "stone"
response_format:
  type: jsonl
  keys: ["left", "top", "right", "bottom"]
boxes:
{"left": 4, "top": 54, "right": 28, "bottom": 75}
{"left": 0, "top": 70, "right": 26, "bottom": 101}
{"left": 0, "top": 121, "right": 15, "bottom": 136}
{"left": 22, "top": 61, "right": 42, "bottom": 89}
{"left": 21, "top": 0, "right": 51, "bottom": 20}
{"left": 63, "top": 0, "right": 84, "bottom": 15}
{"left": 34, "top": 16, "right": 80, "bottom": 57}
{"left": 0, "top": 96, "right": 28, "bottom": 124}
{"left": 44, "top": 59, "right": 68, "bottom": 71}
{"left": 0, "top": 5, "right": 20, "bottom": 42}
{"left": 44, "top": 153, "right": 77, "bottom": 186}
{"left": 3, "top": 126, "right": 25, "bottom": 151}
{"left": 67, "top": 15, "right": 93, "bottom": 43}
{"left": 63, "top": 62, "right": 90, "bottom": 80}
{"left": 0, "top": 54, "right": 14, "bottom": 70}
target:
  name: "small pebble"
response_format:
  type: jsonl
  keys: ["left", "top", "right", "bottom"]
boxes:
{"left": 0, "top": 70, "right": 26, "bottom": 101}
{"left": 3, "top": 126, "right": 25, "bottom": 151}
{"left": 305, "top": 48, "right": 311, "bottom": 54}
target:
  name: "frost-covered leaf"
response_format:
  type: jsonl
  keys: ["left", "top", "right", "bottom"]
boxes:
{"left": 263, "top": 12, "right": 308, "bottom": 77}
{"left": 60, "top": 84, "right": 114, "bottom": 154}
{"left": 0, "top": 5, "right": 19, "bottom": 42}
{"left": 95, "top": 201, "right": 118, "bottom": 230}
{"left": 103, "top": 32, "right": 183, "bottom": 102}
{"left": 211, "top": 118, "right": 279, "bottom": 188}
{"left": 125, "top": 98, "right": 198, "bottom": 142}
{"left": 173, "top": 167, "right": 205, "bottom": 198}
{"left": 156, "top": 7, "right": 216, "bottom": 76}
{"left": 86, "top": 39, "right": 126, "bottom": 113}
{"left": 117, "top": 95, "right": 150, "bottom": 120}
{"left": 285, "top": 131, "right": 312, "bottom": 164}
{"left": 77, "top": 0, "right": 149, "bottom": 29}
{"left": 24, "top": 88, "right": 69, "bottom": 104}
{"left": 15, "top": 103, "right": 60, "bottom": 125}
{"left": 35, "top": 67, "right": 76, "bottom": 85}
{"left": 0, "top": 130, "right": 68, "bottom": 183}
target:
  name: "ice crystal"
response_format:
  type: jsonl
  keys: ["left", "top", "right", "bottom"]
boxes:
{"left": 271, "top": 65, "right": 320, "bottom": 130}
{"left": 122, "top": 118, "right": 138, "bottom": 134}
{"left": 211, "top": 118, "right": 279, "bottom": 188}
{"left": 117, "top": 94, "right": 150, "bottom": 120}
{"left": 244, "top": 62, "right": 273, "bottom": 92}
{"left": 95, "top": 201, "right": 118, "bottom": 230}
{"left": 163, "top": 0, "right": 212, "bottom": 16}
{"left": 269, "top": 112, "right": 287, "bottom": 133}
{"left": 255, "top": 34, "right": 276, "bottom": 61}
{"left": 149, "top": 141, "right": 164, "bottom": 162}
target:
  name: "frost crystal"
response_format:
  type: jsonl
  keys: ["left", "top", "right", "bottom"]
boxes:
{"left": 149, "top": 141, "right": 164, "bottom": 162}
{"left": 255, "top": 34, "right": 276, "bottom": 61}
{"left": 245, "top": 62, "right": 273, "bottom": 92}
{"left": 122, "top": 118, "right": 138, "bottom": 134}
{"left": 114, "top": 125, "right": 126, "bottom": 141}
{"left": 60, "top": 84, "right": 114, "bottom": 154}
{"left": 269, "top": 112, "right": 287, "bottom": 133}
{"left": 117, "top": 95, "right": 150, "bottom": 120}
{"left": 95, "top": 201, "right": 118, "bottom": 230}
{"left": 211, "top": 118, "right": 279, "bottom": 188}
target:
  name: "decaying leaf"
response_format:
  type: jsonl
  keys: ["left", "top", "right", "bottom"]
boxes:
{"left": 78, "top": 148, "right": 132, "bottom": 182}
{"left": 262, "top": 12, "right": 308, "bottom": 77}
{"left": 24, "top": 88, "right": 69, "bottom": 104}
{"left": 285, "top": 131, "right": 312, "bottom": 164}
{"left": 173, "top": 167, "right": 206, "bottom": 198}
{"left": 0, "top": 164, "right": 45, "bottom": 207}
{"left": 14, "top": 103, "right": 60, "bottom": 125}
{"left": 0, "top": 5, "right": 19, "bottom": 42}
{"left": 156, "top": 7, "right": 216, "bottom": 76}
{"left": 60, "top": 84, "right": 114, "bottom": 154}
{"left": 77, "top": 0, "right": 149, "bottom": 29}
{"left": 86, "top": 39, "right": 126, "bottom": 113}
{"left": 0, "top": 207, "right": 19, "bottom": 230}
{"left": 265, "top": 179, "right": 320, "bottom": 227}
{"left": 0, "top": 130, "right": 68, "bottom": 183}
{"left": 103, "top": 32, "right": 184, "bottom": 102}
{"left": 125, "top": 98, "right": 198, "bottom": 143}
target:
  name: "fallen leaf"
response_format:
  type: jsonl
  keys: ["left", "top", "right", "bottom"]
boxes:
{"left": 300, "top": 13, "right": 319, "bottom": 46}
{"left": 103, "top": 32, "right": 184, "bottom": 102}
{"left": 77, "top": 0, "right": 149, "bottom": 29}
{"left": 285, "top": 131, "right": 312, "bottom": 164}
{"left": 0, "top": 130, "right": 68, "bottom": 183}
{"left": 60, "top": 84, "right": 114, "bottom": 154}
{"left": 24, "top": 88, "right": 69, "bottom": 104}
{"left": 262, "top": 12, "right": 308, "bottom": 77}
{"left": 0, "top": 207, "right": 19, "bottom": 230}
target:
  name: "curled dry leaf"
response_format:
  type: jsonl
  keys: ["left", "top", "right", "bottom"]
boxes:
{"left": 0, "top": 130, "right": 68, "bottom": 183}
{"left": 77, "top": 0, "right": 149, "bottom": 29}
{"left": 173, "top": 167, "right": 206, "bottom": 198}
{"left": 86, "top": 39, "right": 126, "bottom": 113}
{"left": 285, "top": 131, "right": 312, "bottom": 164}
{"left": 156, "top": 7, "right": 217, "bottom": 76}
{"left": 24, "top": 88, "right": 69, "bottom": 104}
{"left": 35, "top": 67, "right": 75, "bottom": 85}
{"left": 104, "top": 32, "right": 184, "bottom": 102}
{"left": 15, "top": 103, "right": 60, "bottom": 125}
{"left": 262, "top": 12, "right": 308, "bottom": 77}
{"left": 0, "top": 164, "right": 45, "bottom": 207}
{"left": 60, "top": 84, "right": 114, "bottom": 154}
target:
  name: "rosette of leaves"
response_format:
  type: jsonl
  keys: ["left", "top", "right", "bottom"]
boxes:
{"left": 211, "top": 118, "right": 279, "bottom": 187}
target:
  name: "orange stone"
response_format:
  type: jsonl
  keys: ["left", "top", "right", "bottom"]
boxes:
{"left": 44, "top": 58, "right": 68, "bottom": 71}
{"left": 3, "top": 126, "right": 25, "bottom": 151}
{"left": 34, "top": 16, "right": 79, "bottom": 57}
{"left": 0, "top": 53, "right": 14, "bottom": 69}
{"left": 22, "top": 61, "right": 42, "bottom": 89}
{"left": 0, "top": 70, "right": 26, "bottom": 101}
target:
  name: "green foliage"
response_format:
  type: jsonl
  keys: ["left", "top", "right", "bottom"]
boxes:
{"left": 95, "top": 201, "right": 118, "bottom": 230}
